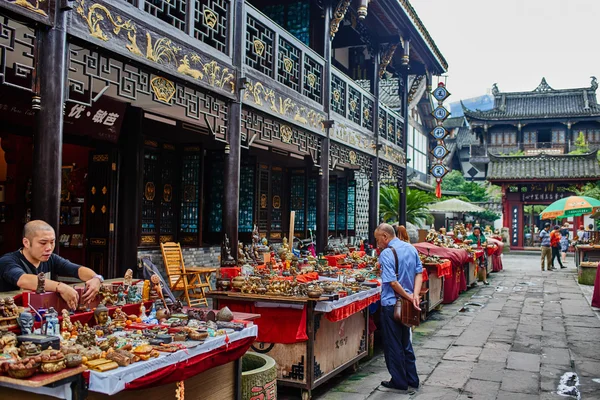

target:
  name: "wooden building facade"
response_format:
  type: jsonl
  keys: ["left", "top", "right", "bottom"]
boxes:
{"left": 0, "top": 0, "right": 446, "bottom": 277}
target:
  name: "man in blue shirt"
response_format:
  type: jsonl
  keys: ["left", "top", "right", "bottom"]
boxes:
{"left": 375, "top": 223, "right": 423, "bottom": 391}
{"left": 539, "top": 222, "right": 552, "bottom": 271}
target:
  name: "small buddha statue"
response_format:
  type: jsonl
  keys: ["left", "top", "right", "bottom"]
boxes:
{"left": 94, "top": 304, "right": 111, "bottom": 327}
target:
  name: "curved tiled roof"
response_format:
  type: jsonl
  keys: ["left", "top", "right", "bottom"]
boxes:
{"left": 487, "top": 150, "right": 600, "bottom": 181}
{"left": 462, "top": 78, "right": 600, "bottom": 121}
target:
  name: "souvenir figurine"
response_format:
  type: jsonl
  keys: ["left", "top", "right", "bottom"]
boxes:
{"left": 0, "top": 332, "right": 18, "bottom": 357}
{"left": 45, "top": 307, "right": 60, "bottom": 337}
{"left": 112, "top": 307, "right": 127, "bottom": 329}
{"left": 94, "top": 304, "right": 111, "bottom": 327}
{"left": 61, "top": 309, "right": 73, "bottom": 333}
{"left": 36, "top": 272, "right": 46, "bottom": 294}
{"left": 4, "top": 298, "right": 18, "bottom": 317}
{"left": 17, "top": 311, "right": 34, "bottom": 335}
{"left": 99, "top": 285, "right": 117, "bottom": 305}
{"left": 116, "top": 285, "right": 126, "bottom": 306}
{"left": 221, "top": 234, "right": 236, "bottom": 266}
{"left": 123, "top": 268, "right": 133, "bottom": 289}
{"left": 237, "top": 242, "right": 246, "bottom": 266}
{"left": 139, "top": 303, "right": 147, "bottom": 320}
{"left": 126, "top": 285, "right": 142, "bottom": 304}
{"left": 0, "top": 298, "right": 5, "bottom": 318}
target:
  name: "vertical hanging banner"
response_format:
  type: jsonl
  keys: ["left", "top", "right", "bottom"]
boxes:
{"left": 430, "top": 82, "right": 451, "bottom": 198}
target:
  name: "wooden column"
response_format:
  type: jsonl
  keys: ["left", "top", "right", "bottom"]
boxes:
{"left": 368, "top": 48, "right": 380, "bottom": 245}
{"left": 317, "top": 0, "right": 333, "bottom": 254}
{"left": 32, "top": 3, "right": 69, "bottom": 236}
{"left": 223, "top": 0, "right": 244, "bottom": 259}
{"left": 399, "top": 66, "right": 410, "bottom": 227}
{"left": 517, "top": 123, "right": 523, "bottom": 152}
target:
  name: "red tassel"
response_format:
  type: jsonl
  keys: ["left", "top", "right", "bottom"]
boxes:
{"left": 435, "top": 181, "right": 442, "bottom": 198}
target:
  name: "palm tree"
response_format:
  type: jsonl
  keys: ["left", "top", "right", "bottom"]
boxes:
{"left": 379, "top": 186, "right": 434, "bottom": 226}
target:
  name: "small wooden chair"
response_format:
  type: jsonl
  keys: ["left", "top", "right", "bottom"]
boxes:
{"left": 160, "top": 242, "right": 215, "bottom": 307}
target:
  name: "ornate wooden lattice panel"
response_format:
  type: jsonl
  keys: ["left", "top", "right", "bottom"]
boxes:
{"left": 141, "top": 150, "right": 159, "bottom": 238}
{"left": 239, "top": 165, "right": 254, "bottom": 233}
{"left": 347, "top": 180, "right": 356, "bottom": 231}
{"left": 379, "top": 160, "right": 403, "bottom": 185}
{"left": 362, "top": 97, "right": 374, "bottom": 131}
{"left": 241, "top": 108, "right": 321, "bottom": 165}
{"left": 387, "top": 114, "right": 396, "bottom": 146}
{"left": 331, "top": 74, "right": 346, "bottom": 117}
{"left": 329, "top": 142, "right": 373, "bottom": 176}
{"left": 328, "top": 179, "right": 336, "bottom": 231}
{"left": 348, "top": 86, "right": 361, "bottom": 126}
{"left": 194, "top": 0, "right": 230, "bottom": 54}
{"left": 396, "top": 121, "right": 404, "bottom": 147}
{"left": 160, "top": 147, "right": 177, "bottom": 238}
{"left": 278, "top": 37, "right": 300, "bottom": 92}
{"left": 180, "top": 151, "right": 200, "bottom": 239}
{"left": 354, "top": 172, "right": 370, "bottom": 238}
{"left": 207, "top": 152, "right": 224, "bottom": 233}
{"left": 67, "top": 46, "right": 229, "bottom": 140}
{"left": 144, "top": 0, "right": 187, "bottom": 32}
{"left": 257, "top": 165, "right": 269, "bottom": 234}
{"left": 307, "top": 177, "right": 317, "bottom": 232}
{"left": 246, "top": 15, "right": 275, "bottom": 77}
{"left": 378, "top": 108, "right": 387, "bottom": 140}
{"left": 290, "top": 174, "right": 305, "bottom": 232}
{"left": 336, "top": 178, "right": 347, "bottom": 231}
{"left": 303, "top": 55, "right": 322, "bottom": 104}
{"left": 271, "top": 167, "right": 284, "bottom": 235}
{"left": 0, "top": 16, "right": 36, "bottom": 92}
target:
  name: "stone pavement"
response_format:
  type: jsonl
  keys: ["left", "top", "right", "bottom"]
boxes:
{"left": 299, "top": 253, "right": 600, "bottom": 400}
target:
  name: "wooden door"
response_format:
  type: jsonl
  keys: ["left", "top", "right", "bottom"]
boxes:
{"left": 86, "top": 150, "right": 119, "bottom": 278}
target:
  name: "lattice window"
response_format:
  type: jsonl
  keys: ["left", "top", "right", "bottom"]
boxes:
{"left": 160, "top": 149, "right": 176, "bottom": 237}
{"left": 378, "top": 108, "right": 387, "bottom": 140}
{"left": 328, "top": 180, "right": 337, "bottom": 231}
{"left": 246, "top": 15, "right": 275, "bottom": 77}
{"left": 207, "top": 153, "right": 224, "bottom": 233}
{"left": 271, "top": 168, "right": 283, "bottom": 232}
{"left": 303, "top": 56, "right": 322, "bottom": 104}
{"left": 354, "top": 172, "right": 370, "bottom": 238}
{"left": 0, "top": 17, "right": 36, "bottom": 92}
{"left": 331, "top": 74, "right": 346, "bottom": 116}
{"left": 362, "top": 97, "right": 374, "bottom": 131}
{"left": 387, "top": 114, "right": 396, "bottom": 145}
{"left": 262, "top": 5, "right": 285, "bottom": 26}
{"left": 194, "top": 0, "right": 229, "bottom": 54}
{"left": 180, "top": 152, "right": 200, "bottom": 235}
{"left": 287, "top": 2, "right": 310, "bottom": 45}
{"left": 142, "top": 151, "right": 158, "bottom": 236}
{"left": 278, "top": 38, "right": 301, "bottom": 92}
{"left": 336, "top": 178, "right": 347, "bottom": 231}
{"left": 307, "top": 177, "right": 317, "bottom": 232}
{"left": 291, "top": 174, "right": 305, "bottom": 232}
{"left": 347, "top": 180, "right": 356, "bottom": 231}
{"left": 144, "top": 0, "right": 187, "bottom": 32}
{"left": 239, "top": 166, "right": 254, "bottom": 233}
{"left": 348, "top": 87, "right": 361, "bottom": 125}
{"left": 396, "top": 122, "right": 404, "bottom": 147}
{"left": 257, "top": 166, "right": 269, "bottom": 233}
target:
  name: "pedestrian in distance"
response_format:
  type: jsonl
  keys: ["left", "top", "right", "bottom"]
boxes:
{"left": 539, "top": 222, "right": 552, "bottom": 271}
{"left": 550, "top": 225, "right": 564, "bottom": 269}
{"left": 464, "top": 225, "right": 489, "bottom": 285}
{"left": 559, "top": 222, "right": 570, "bottom": 266}
{"left": 374, "top": 223, "right": 422, "bottom": 393}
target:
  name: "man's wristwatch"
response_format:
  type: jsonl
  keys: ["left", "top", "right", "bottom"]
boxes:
{"left": 92, "top": 274, "right": 104, "bottom": 283}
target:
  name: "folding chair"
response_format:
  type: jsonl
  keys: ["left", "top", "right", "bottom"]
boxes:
{"left": 160, "top": 242, "right": 215, "bottom": 307}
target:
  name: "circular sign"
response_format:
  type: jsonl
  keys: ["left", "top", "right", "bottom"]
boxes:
{"left": 432, "top": 106, "right": 450, "bottom": 122}
{"left": 431, "top": 164, "right": 448, "bottom": 179}
{"left": 432, "top": 145, "right": 448, "bottom": 159}
{"left": 431, "top": 126, "right": 448, "bottom": 140}
{"left": 432, "top": 86, "right": 450, "bottom": 102}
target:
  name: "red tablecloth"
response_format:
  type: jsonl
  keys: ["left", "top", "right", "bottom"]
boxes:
{"left": 326, "top": 254, "right": 346, "bottom": 266}
{"left": 324, "top": 294, "right": 380, "bottom": 322}
{"left": 414, "top": 243, "right": 472, "bottom": 270}
{"left": 218, "top": 300, "right": 308, "bottom": 343}
{"left": 422, "top": 268, "right": 429, "bottom": 282}
{"left": 592, "top": 263, "right": 600, "bottom": 308}
{"left": 443, "top": 265, "right": 462, "bottom": 304}
{"left": 424, "top": 260, "right": 452, "bottom": 278}
{"left": 488, "top": 238, "right": 504, "bottom": 272}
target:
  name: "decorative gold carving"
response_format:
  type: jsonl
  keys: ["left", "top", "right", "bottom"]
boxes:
{"left": 163, "top": 184, "right": 173, "bottom": 202}
{"left": 350, "top": 100, "right": 357, "bottom": 111}
{"left": 90, "top": 205, "right": 96, "bottom": 214}
{"left": 273, "top": 196, "right": 281, "bottom": 209}
{"left": 333, "top": 90, "right": 341, "bottom": 102}
{"left": 90, "top": 238, "right": 107, "bottom": 246}
{"left": 283, "top": 57, "right": 293, "bottom": 73}
{"left": 93, "top": 154, "right": 109, "bottom": 162}
{"left": 270, "top": 232, "right": 282, "bottom": 240}
{"left": 388, "top": 165, "right": 393, "bottom": 176}
{"left": 203, "top": 9, "right": 217, "bottom": 28}
{"left": 101, "top": 205, "right": 107, "bottom": 214}
{"left": 244, "top": 79, "right": 325, "bottom": 131}
{"left": 184, "top": 146, "right": 201, "bottom": 152}
{"left": 349, "top": 150, "right": 357, "bottom": 165}
{"left": 145, "top": 182, "right": 156, "bottom": 201}
{"left": 260, "top": 194, "right": 267, "bottom": 209}
{"left": 181, "top": 236, "right": 196, "bottom": 244}
{"left": 160, "top": 235, "right": 174, "bottom": 243}
{"left": 332, "top": 124, "right": 376, "bottom": 156}
{"left": 91, "top": 186, "right": 96, "bottom": 195}
{"left": 363, "top": 108, "right": 370, "bottom": 120}
{"left": 11, "top": 0, "right": 47, "bottom": 16}
{"left": 307, "top": 73, "right": 316, "bottom": 88}
{"left": 141, "top": 235, "right": 156, "bottom": 244}
{"left": 253, "top": 39, "right": 265, "bottom": 56}
{"left": 379, "top": 119, "right": 384, "bottom": 129}
{"left": 75, "top": 0, "right": 235, "bottom": 93}
{"left": 144, "top": 140, "right": 158, "bottom": 147}
{"left": 379, "top": 43, "right": 398, "bottom": 78}
{"left": 101, "top": 186, "right": 107, "bottom": 195}
{"left": 151, "top": 76, "right": 176, "bottom": 103}
{"left": 280, "top": 125, "right": 293, "bottom": 144}
{"left": 330, "top": 0, "right": 352, "bottom": 38}
{"left": 163, "top": 143, "right": 176, "bottom": 150}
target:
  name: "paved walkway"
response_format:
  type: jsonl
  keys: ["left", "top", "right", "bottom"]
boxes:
{"left": 305, "top": 253, "right": 600, "bottom": 400}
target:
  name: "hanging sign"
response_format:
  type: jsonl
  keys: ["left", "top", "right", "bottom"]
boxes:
{"left": 430, "top": 82, "right": 451, "bottom": 198}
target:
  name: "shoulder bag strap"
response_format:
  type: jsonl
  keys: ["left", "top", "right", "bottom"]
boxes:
{"left": 390, "top": 246, "right": 399, "bottom": 280}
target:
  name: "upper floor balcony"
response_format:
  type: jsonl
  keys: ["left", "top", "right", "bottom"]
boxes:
{"left": 471, "top": 140, "right": 600, "bottom": 164}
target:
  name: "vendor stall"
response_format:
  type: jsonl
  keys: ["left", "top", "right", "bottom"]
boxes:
{"left": 421, "top": 260, "right": 450, "bottom": 317}
{"left": 209, "top": 287, "right": 380, "bottom": 400}
{"left": 487, "top": 238, "right": 504, "bottom": 272}
{"left": 575, "top": 245, "right": 600, "bottom": 285}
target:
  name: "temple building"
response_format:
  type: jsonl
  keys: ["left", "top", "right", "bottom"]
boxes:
{"left": 462, "top": 78, "right": 600, "bottom": 249}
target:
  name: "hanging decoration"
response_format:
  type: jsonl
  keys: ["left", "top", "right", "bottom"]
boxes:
{"left": 430, "top": 82, "right": 451, "bottom": 198}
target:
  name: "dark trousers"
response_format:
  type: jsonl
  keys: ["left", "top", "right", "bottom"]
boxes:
{"left": 551, "top": 246, "right": 563, "bottom": 268}
{"left": 381, "top": 305, "right": 419, "bottom": 389}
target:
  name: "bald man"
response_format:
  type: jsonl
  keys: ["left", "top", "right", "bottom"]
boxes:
{"left": 0, "top": 220, "right": 102, "bottom": 309}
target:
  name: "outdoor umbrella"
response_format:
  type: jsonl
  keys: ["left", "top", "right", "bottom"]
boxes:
{"left": 426, "top": 198, "right": 486, "bottom": 213}
{"left": 540, "top": 195, "right": 600, "bottom": 220}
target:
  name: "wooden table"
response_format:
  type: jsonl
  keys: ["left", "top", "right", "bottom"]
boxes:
{"left": 422, "top": 263, "right": 445, "bottom": 315}
{"left": 575, "top": 245, "right": 600, "bottom": 285}
{"left": 209, "top": 290, "right": 373, "bottom": 400}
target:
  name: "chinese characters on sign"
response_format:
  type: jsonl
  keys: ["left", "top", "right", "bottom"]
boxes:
{"left": 521, "top": 192, "right": 571, "bottom": 202}
{"left": 512, "top": 206, "right": 519, "bottom": 247}
{"left": 430, "top": 82, "right": 451, "bottom": 198}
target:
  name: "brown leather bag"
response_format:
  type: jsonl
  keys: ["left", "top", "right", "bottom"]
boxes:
{"left": 390, "top": 246, "right": 421, "bottom": 327}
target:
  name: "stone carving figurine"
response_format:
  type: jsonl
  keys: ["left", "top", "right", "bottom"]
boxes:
{"left": 6, "top": 298, "right": 18, "bottom": 317}
{"left": 17, "top": 311, "right": 34, "bottom": 335}
{"left": 94, "top": 303, "right": 111, "bottom": 327}
{"left": 237, "top": 242, "right": 246, "bottom": 266}
{"left": 36, "top": 272, "right": 46, "bottom": 294}
{"left": 61, "top": 309, "right": 73, "bottom": 333}
{"left": 127, "top": 285, "right": 142, "bottom": 304}
{"left": 221, "top": 234, "right": 235, "bottom": 266}
{"left": 0, "top": 299, "right": 5, "bottom": 318}
{"left": 45, "top": 307, "right": 60, "bottom": 337}
{"left": 123, "top": 269, "right": 133, "bottom": 289}
{"left": 116, "top": 285, "right": 126, "bottom": 306}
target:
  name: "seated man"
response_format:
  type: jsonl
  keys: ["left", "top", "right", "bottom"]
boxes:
{"left": 0, "top": 220, "right": 103, "bottom": 309}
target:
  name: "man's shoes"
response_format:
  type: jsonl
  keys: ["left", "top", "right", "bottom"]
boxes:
{"left": 380, "top": 381, "right": 415, "bottom": 395}
{"left": 483, "top": 281, "right": 490, "bottom": 286}
{"left": 560, "top": 266, "right": 567, "bottom": 269}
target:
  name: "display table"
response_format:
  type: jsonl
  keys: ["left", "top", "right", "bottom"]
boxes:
{"left": 575, "top": 245, "right": 600, "bottom": 285}
{"left": 422, "top": 261, "right": 450, "bottom": 313}
{"left": 487, "top": 238, "right": 504, "bottom": 272}
{"left": 209, "top": 288, "right": 380, "bottom": 400}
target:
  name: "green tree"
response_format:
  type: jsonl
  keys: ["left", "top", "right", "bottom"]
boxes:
{"left": 568, "top": 182, "right": 600, "bottom": 200}
{"left": 379, "top": 186, "right": 434, "bottom": 226}
{"left": 441, "top": 170, "right": 465, "bottom": 192}
{"left": 570, "top": 131, "right": 591, "bottom": 154}
{"left": 440, "top": 170, "right": 489, "bottom": 202}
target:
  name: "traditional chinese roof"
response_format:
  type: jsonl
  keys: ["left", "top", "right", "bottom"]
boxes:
{"left": 462, "top": 77, "right": 600, "bottom": 121}
{"left": 455, "top": 126, "right": 477, "bottom": 149}
{"left": 443, "top": 116, "right": 465, "bottom": 130}
{"left": 487, "top": 151, "right": 600, "bottom": 181}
